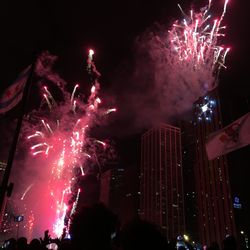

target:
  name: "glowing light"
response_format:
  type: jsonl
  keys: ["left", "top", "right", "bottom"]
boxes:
{"left": 32, "top": 150, "right": 45, "bottom": 156}
{"left": 95, "top": 140, "right": 106, "bottom": 147}
{"left": 91, "top": 85, "right": 95, "bottom": 93}
{"left": 29, "top": 131, "right": 42, "bottom": 139}
{"left": 72, "top": 100, "right": 77, "bottom": 113}
{"left": 53, "top": 203, "right": 68, "bottom": 237}
{"left": 89, "top": 49, "right": 94, "bottom": 57}
{"left": 70, "top": 188, "right": 81, "bottom": 217}
{"left": 26, "top": 50, "right": 116, "bottom": 237}
{"left": 80, "top": 166, "right": 85, "bottom": 176}
{"left": 46, "top": 123, "right": 53, "bottom": 134}
{"left": 71, "top": 84, "right": 79, "bottom": 103}
{"left": 21, "top": 184, "right": 34, "bottom": 200}
{"left": 169, "top": 0, "right": 230, "bottom": 83}
{"left": 95, "top": 97, "right": 101, "bottom": 104}
{"left": 183, "top": 234, "right": 189, "bottom": 241}
{"left": 87, "top": 49, "right": 95, "bottom": 69}
{"left": 105, "top": 108, "right": 117, "bottom": 114}
{"left": 201, "top": 104, "right": 208, "bottom": 113}
{"left": 43, "top": 94, "right": 52, "bottom": 109}
{"left": 31, "top": 143, "right": 47, "bottom": 150}
{"left": 89, "top": 104, "right": 95, "bottom": 110}
{"left": 43, "top": 86, "right": 56, "bottom": 105}
{"left": 196, "top": 96, "right": 216, "bottom": 121}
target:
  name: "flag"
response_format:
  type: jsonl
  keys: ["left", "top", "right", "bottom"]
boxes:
{"left": 0, "top": 51, "right": 66, "bottom": 115}
{"left": 206, "top": 112, "right": 250, "bottom": 160}
{"left": 0, "top": 66, "right": 31, "bottom": 114}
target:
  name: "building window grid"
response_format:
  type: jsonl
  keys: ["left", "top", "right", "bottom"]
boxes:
{"left": 141, "top": 125, "right": 184, "bottom": 240}
{"left": 193, "top": 90, "right": 236, "bottom": 246}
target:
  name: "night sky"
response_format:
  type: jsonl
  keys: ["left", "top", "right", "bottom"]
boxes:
{"left": 1, "top": 0, "right": 250, "bottom": 238}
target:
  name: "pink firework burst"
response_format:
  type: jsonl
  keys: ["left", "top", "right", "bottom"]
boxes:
{"left": 26, "top": 50, "right": 116, "bottom": 237}
{"left": 168, "top": 0, "right": 230, "bottom": 88}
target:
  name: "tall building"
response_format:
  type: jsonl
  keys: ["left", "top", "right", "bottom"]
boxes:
{"left": 180, "top": 121, "right": 199, "bottom": 242}
{"left": 193, "top": 89, "right": 236, "bottom": 246}
{"left": 140, "top": 123, "right": 185, "bottom": 240}
{"left": 104, "top": 164, "right": 140, "bottom": 225}
{"left": 99, "top": 135, "right": 141, "bottom": 225}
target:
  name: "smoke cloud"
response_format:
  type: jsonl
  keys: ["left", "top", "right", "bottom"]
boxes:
{"left": 3, "top": 51, "right": 115, "bottom": 240}
{"left": 111, "top": 22, "right": 217, "bottom": 134}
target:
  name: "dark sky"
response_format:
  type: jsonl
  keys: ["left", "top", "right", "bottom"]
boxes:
{"left": 1, "top": 0, "right": 249, "bottom": 97}
{"left": 1, "top": 0, "right": 175, "bottom": 87}
{"left": 1, "top": 0, "right": 250, "bottom": 237}
{"left": 0, "top": 0, "right": 249, "bottom": 112}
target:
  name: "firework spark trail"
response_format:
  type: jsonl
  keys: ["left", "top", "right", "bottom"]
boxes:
{"left": 25, "top": 50, "right": 116, "bottom": 237}
{"left": 168, "top": 0, "right": 230, "bottom": 81}
{"left": 21, "top": 183, "right": 34, "bottom": 200}
{"left": 128, "top": 0, "right": 230, "bottom": 130}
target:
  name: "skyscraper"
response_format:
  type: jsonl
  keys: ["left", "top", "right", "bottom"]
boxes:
{"left": 139, "top": 123, "right": 185, "bottom": 240}
{"left": 193, "top": 89, "right": 236, "bottom": 246}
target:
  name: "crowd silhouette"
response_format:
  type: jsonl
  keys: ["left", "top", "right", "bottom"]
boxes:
{"left": 1, "top": 202, "right": 239, "bottom": 250}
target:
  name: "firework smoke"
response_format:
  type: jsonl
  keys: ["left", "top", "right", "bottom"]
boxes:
{"left": 115, "top": 0, "right": 229, "bottom": 132}
{"left": 8, "top": 50, "right": 116, "bottom": 239}
{"left": 169, "top": 0, "right": 229, "bottom": 86}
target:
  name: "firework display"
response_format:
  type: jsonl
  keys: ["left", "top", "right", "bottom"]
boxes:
{"left": 169, "top": 0, "right": 229, "bottom": 80}
{"left": 131, "top": 0, "right": 230, "bottom": 126}
{"left": 164, "top": 0, "right": 229, "bottom": 121}
{"left": 9, "top": 50, "right": 116, "bottom": 238}
{"left": 0, "top": 0, "right": 232, "bottom": 242}
{"left": 196, "top": 95, "right": 216, "bottom": 121}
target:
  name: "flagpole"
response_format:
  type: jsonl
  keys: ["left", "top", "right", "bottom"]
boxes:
{"left": 0, "top": 60, "right": 36, "bottom": 223}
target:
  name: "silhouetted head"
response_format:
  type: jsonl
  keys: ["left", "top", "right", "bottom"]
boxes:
{"left": 4, "top": 238, "right": 16, "bottom": 250}
{"left": 223, "top": 235, "right": 237, "bottom": 250}
{"left": 29, "top": 238, "right": 42, "bottom": 250}
{"left": 58, "top": 238, "right": 72, "bottom": 250}
{"left": 69, "top": 202, "right": 118, "bottom": 250}
{"left": 119, "top": 218, "right": 168, "bottom": 250}
{"left": 17, "top": 237, "right": 28, "bottom": 250}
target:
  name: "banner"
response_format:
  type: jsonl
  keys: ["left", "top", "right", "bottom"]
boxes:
{"left": 206, "top": 112, "right": 250, "bottom": 160}
{"left": 0, "top": 66, "right": 31, "bottom": 114}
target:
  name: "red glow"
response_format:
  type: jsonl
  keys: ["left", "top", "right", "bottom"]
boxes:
{"left": 89, "top": 49, "right": 94, "bottom": 56}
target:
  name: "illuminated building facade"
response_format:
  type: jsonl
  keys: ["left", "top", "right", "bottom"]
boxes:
{"left": 193, "top": 89, "right": 236, "bottom": 246}
{"left": 140, "top": 123, "right": 185, "bottom": 240}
